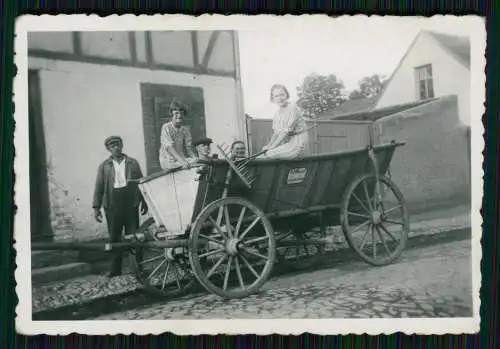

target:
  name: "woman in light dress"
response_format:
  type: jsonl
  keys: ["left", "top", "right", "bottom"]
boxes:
{"left": 260, "top": 84, "right": 309, "bottom": 159}
{"left": 159, "top": 99, "right": 198, "bottom": 170}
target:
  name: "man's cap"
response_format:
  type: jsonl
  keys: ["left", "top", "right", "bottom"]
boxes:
{"left": 193, "top": 137, "right": 213, "bottom": 147}
{"left": 104, "top": 136, "right": 123, "bottom": 148}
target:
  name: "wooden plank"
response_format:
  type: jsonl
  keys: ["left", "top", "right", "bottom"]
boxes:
{"left": 72, "top": 32, "right": 82, "bottom": 56}
{"left": 201, "top": 31, "right": 220, "bottom": 72}
{"left": 128, "top": 31, "right": 137, "bottom": 63}
{"left": 306, "top": 158, "right": 335, "bottom": 207}
{"left": 191, "top": 31, "right": 199, "bottom": 69}
{"left": 145, "top": 31, "right": 153, "bottom": 65}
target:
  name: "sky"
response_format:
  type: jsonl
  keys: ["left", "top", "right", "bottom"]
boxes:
{"left": 236, "top": 16, "right": 477, "bottom": 119}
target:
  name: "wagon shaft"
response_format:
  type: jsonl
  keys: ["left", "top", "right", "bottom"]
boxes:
{"left": 31, "top": 239, "right": 208, "bottom": 252}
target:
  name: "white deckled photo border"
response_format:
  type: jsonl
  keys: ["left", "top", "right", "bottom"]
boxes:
{"left": 13, "top": 14, "right": 485, "bottom": 336}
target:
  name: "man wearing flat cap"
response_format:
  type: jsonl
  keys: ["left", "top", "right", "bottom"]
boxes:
{"left": 159, "top": 99, "right": 197, "bottom": 170}
{"left": 92, "top": 136, "right": 148, "bottom": 277}
{"left": 194, "top": 137, "right": 216, "bottom": 161}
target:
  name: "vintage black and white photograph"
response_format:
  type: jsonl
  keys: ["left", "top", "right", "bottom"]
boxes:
{"left": 14, "top": 15, "right": 484, "bottom": 335}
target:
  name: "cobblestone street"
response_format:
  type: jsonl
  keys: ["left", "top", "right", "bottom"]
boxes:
{"left": 89, "top": 238, "right": 472, "bottom": 320}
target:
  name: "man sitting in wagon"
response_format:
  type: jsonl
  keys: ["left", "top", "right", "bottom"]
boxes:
{"left": 194, "top": 137, "right": 218, "bottom": 161}
{"left": 194, "top": 137, "right": 219, "bottom": 179}
{"left": 159, "top": 99, "right": 198, "bottom": 170}
{"left": 230, "top": 140, "right": 247, "bottom": 161}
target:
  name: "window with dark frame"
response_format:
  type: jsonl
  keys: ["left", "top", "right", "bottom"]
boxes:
{"left": 415, "top": 64, "right": 435, "bottom": 100}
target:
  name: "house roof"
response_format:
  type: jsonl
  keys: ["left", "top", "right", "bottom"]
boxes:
{"left": 427, "top": 31, "right": 470, "bottom": 67}
{"left": 331, "top": 98, "right": 436, "bottom": 122}
{"left": 373, "top": 30, "right": 471, "bottom": 109}
{"left": 318, "top": 96, "right": 378, "bottom": 118}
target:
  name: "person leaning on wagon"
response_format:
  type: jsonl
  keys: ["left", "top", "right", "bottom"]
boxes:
{"left": 259, "top": 84, "right": 309, "bottom": 159}
{"left": 158, "top": 99, "right": 197, "bottom": 170}
{"left": 92, "top": 136, "right": 148, "bottom": 277}
{"left": 194, "top": 137, "right": 218, "bottom": 161}
{"left": 193, "top": 137, "right": 218, "bottom": 178}
{"left": 230, "top": 140, "right": 247, "bottom": 161}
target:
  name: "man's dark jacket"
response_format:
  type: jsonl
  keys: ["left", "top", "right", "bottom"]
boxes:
{"left": 92, "top": 155, "right": 146, "bottom": 210}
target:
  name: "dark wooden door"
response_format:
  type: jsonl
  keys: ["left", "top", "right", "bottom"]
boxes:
{"left": 141, "top": 83, "right": 206, "bottom": 175}
{"left": 29, "top": 70, "right": 53, "bottom": 241}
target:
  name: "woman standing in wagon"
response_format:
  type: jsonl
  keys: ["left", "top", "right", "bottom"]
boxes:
{"left": 260, "top": 84, "right": 309, "bottom": 159}
{"left": 159, "top": 99, "right": 198, "bottom": 170}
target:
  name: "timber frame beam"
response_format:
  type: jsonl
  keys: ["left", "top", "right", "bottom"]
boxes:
{"left": 28, "top": 31, "right": 236, "bottom": 79}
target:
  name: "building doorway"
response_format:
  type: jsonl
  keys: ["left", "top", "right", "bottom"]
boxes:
{"left": 29, "top": 70, "right": 53, "bottom": 241}
{"left": 140, "top": 83, "right": 207, "bottom": 175}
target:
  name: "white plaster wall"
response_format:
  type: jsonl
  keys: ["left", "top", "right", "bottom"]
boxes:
{"left": 29, "top": 57, "right": 245, "bottom": 239}
{"left": 376, "top": 32, "right": 471, "bottom": 126}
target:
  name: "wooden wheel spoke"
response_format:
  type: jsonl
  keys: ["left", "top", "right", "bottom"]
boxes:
{"left": 375, "top": 225, "right": 391, "bottom": 256}
{"left": 223, "top": 256, "right": 233, "bottom": 291}
{"left": 347, "top": 211, "right": 370, "bottom": 219}
{"left": 147, "top": 258, "right": 167, "bottom": 280}
{"left": 362, "top": 180, "right": 374, "bottom": 212}
{"left": 208, "top": 216, "right": 229, "bottom": 240}
{"left": 373, "top": 180, "right": 380, "bottom": 209}
{"left": 241, "top": 247, "right": 268, "bottom": 260}
{"left": 351, "top": 192, "right": 371, "bottom": 215}
{"left": 238, "top": 216, "right": 262, "bottom": 240}
{"left": 242, "top": 235, "right": 269, "bottom": 246}
{"left": 161, "top": 262, "right": 171, "bottom": 290}
{"left": 199, "top": 234, "right": 224, "bottom": 246}
{"left": 239, "top": 253, "right": 260, "bottom": 279}
{"left": 206, "top": 254, "right": 227, "bottom": 278}
{"left": 134, "top": 218, "right": 196, "bottom": 297}
{"left": 384, "top": 219, "right": 404, "bottom": 226}
{"left": 199, "top": 248, "right": 225, "bottom": 259}
{"left": 191, "top": 197, "right": 275, "bottom": 299}
{"left": 342, "top": 175, "right": 407, "bottom": 267}
{"left": 139, "top": 254, "right": 164, "bottom": 265}
{"left": 235, "top": 257, "right": 245, "bottom": 290}
{"left": 371, "top": 225, "right": 377, "bottom": 259}
{"left": 234, "top": 207, "right": 247, "bottom": 238}
{"left": 224, "top": 206, "right": 233, "bottom": 238}
{"left": 173, "top": 264, "right": 182, "bottom": 289}
{"left": 359, "top": 224, "right": 371, "bottom": 251}
{"left": 379, "top": 223, "right": 399, "bottom": 243}
{"left": 351, "top": 219, "right": 371, "bottom": 234}
{"left": 383, "top": 205, "right": 402, "bottom": 216}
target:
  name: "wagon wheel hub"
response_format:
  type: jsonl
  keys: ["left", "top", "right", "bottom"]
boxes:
{"left": 225, "top": 238, "right": 241, "bottom": 256}
{"left": 371, "top": 210, "right": 382, "bottom": 225}
{"left": 164, "top": 248, "right": 176, "bottom": 261}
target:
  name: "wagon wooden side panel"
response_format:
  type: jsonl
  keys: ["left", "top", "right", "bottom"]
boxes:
{"left": 191, "top": 143, "right": 399, "bottom": 220}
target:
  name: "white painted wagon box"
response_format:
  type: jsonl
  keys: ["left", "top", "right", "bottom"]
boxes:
{"left": 137, "top": 167, "right": 200, "bottom": 235}
{"left": 28, "top": 30, "right": 246, "bottom": 241}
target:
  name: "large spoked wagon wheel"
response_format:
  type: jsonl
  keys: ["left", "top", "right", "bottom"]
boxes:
{"left": 341, "top": 174, "right": 409, "bottom": 266}
{"left": 189, "top": 197, "right": 276, "bottom": 299}
{"left": 276, "top": 228, "right": 325, "bottom": 271}
{"left": 134, "top": 217, "right": 197, "bottom": 298}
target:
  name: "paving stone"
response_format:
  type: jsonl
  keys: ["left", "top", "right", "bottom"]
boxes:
{"left": 44, "top": 238, "right": 473, "bottom": 321}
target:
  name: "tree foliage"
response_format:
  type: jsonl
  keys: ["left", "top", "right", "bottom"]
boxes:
{"left": 296, "top": 73, "right": 347, "bottom": 118}
{"left": 349, "top": 74, "right": 387, "bottom": 100}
